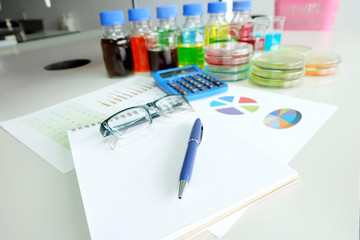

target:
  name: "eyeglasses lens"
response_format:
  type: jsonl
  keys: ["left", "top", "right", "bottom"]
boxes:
{"left": 107, "top": 107, "right": 151, "bottom": 138}
{"left": 155, "top": 95, "right": 192, "bottom": 117}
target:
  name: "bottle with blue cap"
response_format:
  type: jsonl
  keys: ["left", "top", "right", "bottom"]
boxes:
{"left": 99, "top": 10, "right": 134, "bottom": 77}
{"left": 144, "top": 5, "right": 179, "bottom": 72}
{"left": 128, "top": 7, "right": 152, "bottom": 72}
{"left": 156, "top": 5, "right": 180, "bottom": 33}
{"left": 230, "top": 1, "right": 253, "bottom": 41}
{"left": 204, "top": 1, "right": 231, "bottom": 45}
{"left": 178, "top": 3, "right": 205, "bottom": 68}
{"left": 156, "top": 5, "right": 180, "bottom": 46}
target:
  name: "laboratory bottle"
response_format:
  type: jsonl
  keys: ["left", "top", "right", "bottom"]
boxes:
{"left": 230, "top": 1, "right": 253, "bottom": 41}
{"left": 156, "top": 5, "right": 180, "bottom": 45}
{"left": 178, "top": 3, "right": 205, "bottom": 68}
{"left": 147, "top": 5, "right": 179, "bottom": 71}
{"left": 99, "top": 10, "right": 134, "bottom": 78}
{"left": 156, "top": 5, "right": 179, "bottom": 33}
{"left": 204, "top": 1, "right": 231, "bottom": 46}
{"left": 128, "top": 7, "right": 152, "bottom": 72}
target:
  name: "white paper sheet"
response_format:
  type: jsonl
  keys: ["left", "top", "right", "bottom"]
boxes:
{"left": 68, "top": 112, "right": 298, "bottom": 240}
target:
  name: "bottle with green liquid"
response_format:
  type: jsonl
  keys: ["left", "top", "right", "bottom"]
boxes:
{"left": 156, "top": 5, "right": 180, "bottom": 46}
{"left": 205, "top": 1, "right": 231, "bottom": 45}
{"left": 178, "top": 3, "right": 205, "bottom": 68}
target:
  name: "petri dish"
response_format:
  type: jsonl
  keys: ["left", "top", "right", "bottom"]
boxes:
{"left": 305, "top": 52, "right": 341, "bottom": 69}
{"left": 250, "top": 73, "right": 302, "bottom": 88}
{"left": 204, "top": 42, "right": 253, "bottom": 57}
{"left": 205, "top": 54, "right": 250, "bottom": 66}
{"left": 305, "top": 66, "right": 337, "bottom": 76}
{"left": 252, "top": 51, "right": 305, "bottom": 70}
{"left": 251, "top": 65, "right": 305, "bottom": 80}
{"left": 275, "top": 44, "right": 312, "bottom": 55}
{"left": 207, "top": 70, "right": 250, "bottom": 82}
{"left": 205, "top": 62, "right": 250, "bottom": 73}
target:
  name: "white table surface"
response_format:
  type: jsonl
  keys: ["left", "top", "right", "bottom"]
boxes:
{"left": 0, "top": 29, "right": 359, "bottom": 240}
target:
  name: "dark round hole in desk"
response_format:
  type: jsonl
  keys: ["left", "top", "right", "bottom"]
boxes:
{"left": 44, "top": 59, "right": 91, "bottom": 70}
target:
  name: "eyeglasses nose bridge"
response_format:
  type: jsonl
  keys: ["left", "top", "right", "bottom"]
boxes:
{"left": 145, "top": 102, "right": 155, "bottom": 108}
{"left": 145, "top": 102, "right": 161, "bottom": 119}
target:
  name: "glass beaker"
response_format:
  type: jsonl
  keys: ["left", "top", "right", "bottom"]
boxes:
{"left": 271, "top": 16, "right": 286, "bottom": 50}
{"left": 257, "top": 16, "right": 286, "bottom": 51}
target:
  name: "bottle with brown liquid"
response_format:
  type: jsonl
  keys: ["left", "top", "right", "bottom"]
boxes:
{"left": 99, "top": 10, "right": 134, "bottom": 77}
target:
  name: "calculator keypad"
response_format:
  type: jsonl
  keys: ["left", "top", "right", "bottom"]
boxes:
{"left": 167, "top": 73, "right": 222, "bottom": 96}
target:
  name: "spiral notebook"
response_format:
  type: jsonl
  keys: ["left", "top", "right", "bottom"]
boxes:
{"left": 68, "top": 112, "right": 299, "bottom": 240}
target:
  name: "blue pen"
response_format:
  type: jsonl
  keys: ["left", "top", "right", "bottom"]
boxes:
{"left": 178, "top": 118, "right": 203, "bottom": 199}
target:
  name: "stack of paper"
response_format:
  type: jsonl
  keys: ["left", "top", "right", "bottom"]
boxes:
{"left": 1, "top": 75, "right": 337, "bottom": 239}
{"left": 68, "top": 112, "right": 298, "bottom": 240}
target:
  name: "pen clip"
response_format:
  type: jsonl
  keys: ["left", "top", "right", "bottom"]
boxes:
{"left": 199, "top": 123, "right": 203, "bottom": 144}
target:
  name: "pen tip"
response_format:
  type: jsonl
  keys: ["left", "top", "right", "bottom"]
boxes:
{"left": 178, "top": 180, "right": 186, "bottom": 200}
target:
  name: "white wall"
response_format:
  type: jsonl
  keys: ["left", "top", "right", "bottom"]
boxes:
{"left": 0, "top": 0, "right": 358, "bottom": 32}
{"left": 0, "top": 0, "right": 274, "bottom": 31}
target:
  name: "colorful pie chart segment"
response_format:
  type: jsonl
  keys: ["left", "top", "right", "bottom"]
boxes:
{"left": 264, "top": 108, "right": 302, "bottom": 129}
{"left": 210, "top": 96, "right": 259, "bottom": 115}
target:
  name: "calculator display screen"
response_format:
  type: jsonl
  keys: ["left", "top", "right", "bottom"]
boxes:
{"left": 159, "top": 67, "right": 197, "bottom": 78}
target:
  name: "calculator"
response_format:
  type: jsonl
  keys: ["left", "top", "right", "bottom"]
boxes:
{"left": 151, "top": 65, "right": 228, "bottom": 101}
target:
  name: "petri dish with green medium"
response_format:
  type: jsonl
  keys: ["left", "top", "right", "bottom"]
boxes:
{"left": 276, "top": 45, "right": 312, "bottom": 56}
{"left": 251, "top": 65, "right": 305, "bottom": 80}
{"left": 250, "top": 73, "right": 302, "bottom": 88}
{"left": 252, "top": 52, "right": 306, "bottom": 70}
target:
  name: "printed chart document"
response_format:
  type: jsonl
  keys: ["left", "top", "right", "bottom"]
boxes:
{"left": 0, "top": 76, "right": 165, "bottom": 173}
{"left": 68, "top": 112, "right": 298, "bottom": 240}
{"left": 191, "top": 85, "right": 338, "bottom": 165}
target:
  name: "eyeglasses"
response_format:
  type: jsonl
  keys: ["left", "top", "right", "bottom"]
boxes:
{"left": 100, "top": 94, "right": 193, "bottom": 149}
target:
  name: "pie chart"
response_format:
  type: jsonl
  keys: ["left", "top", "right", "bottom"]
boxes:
{"left": 264, "top": 108, "right": 302, "bottom": 129}
{"left": 210, "top": 96, "right": 259, "bottom": 115}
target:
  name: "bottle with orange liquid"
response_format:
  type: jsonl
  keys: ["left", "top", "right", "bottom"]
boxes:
{"left": 128, "top": 8, "right": 152, "bottom": 72}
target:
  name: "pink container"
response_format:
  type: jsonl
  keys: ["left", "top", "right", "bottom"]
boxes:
{"left": 275, "top": 0, "right": 340, "bottom": 30}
